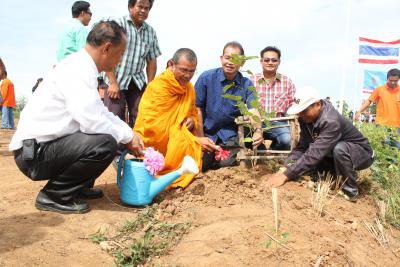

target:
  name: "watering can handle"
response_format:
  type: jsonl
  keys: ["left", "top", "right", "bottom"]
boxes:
{"left": 117, "top": 149, "right": 129, "bottom": 188}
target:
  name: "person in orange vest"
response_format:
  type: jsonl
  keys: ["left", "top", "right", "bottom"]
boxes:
{"left": 1, "top": 70, "right": 16, "bottom": 129}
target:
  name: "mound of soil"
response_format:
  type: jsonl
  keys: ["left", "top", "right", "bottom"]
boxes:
{"left": 152, "top": 166, "right": 400, "bottom": 266}
{"left": 1, "top": 128, "right": 399, "bottom": 266}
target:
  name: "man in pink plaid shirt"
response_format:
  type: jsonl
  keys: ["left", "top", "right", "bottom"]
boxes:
{"left": 251, "top": 46, "right": 296, "bottom": 150}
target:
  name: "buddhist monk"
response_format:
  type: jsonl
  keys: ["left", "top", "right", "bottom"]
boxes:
{"left": 134, "top": 48, "right": 217, "bottom": 188}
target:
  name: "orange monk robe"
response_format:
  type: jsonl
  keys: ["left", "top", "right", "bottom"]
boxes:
{"left": 134, "top": 68, "right": 202, "bottom": 188}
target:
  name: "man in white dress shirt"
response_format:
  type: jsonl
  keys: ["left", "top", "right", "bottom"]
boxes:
{"left": 9, "top": 20, "right": 144, "bottom": 214}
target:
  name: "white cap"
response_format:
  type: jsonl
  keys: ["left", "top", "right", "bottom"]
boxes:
{"left": 287, "top": 86, "right": 321, "bottom": 115}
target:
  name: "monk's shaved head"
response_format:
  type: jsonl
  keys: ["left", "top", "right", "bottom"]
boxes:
{"left": 172, "top": 48, "right": 197, "bottom": 64}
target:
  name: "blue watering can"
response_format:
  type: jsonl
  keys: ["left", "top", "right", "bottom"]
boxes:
{"left": 116, "top": 150, "right": 199, "bottom": 206}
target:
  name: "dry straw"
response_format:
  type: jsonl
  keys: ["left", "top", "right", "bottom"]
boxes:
{"left": 363, "top": 218, "right": 389, "bottom": 247}
{"left": 311, "top": 174, "right": 337, "bottom": 217}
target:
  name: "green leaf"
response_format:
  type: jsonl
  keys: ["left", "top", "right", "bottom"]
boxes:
{"left": 243, "top": 137, "right": 253, "bottom": 143}
{"left": 251, "top": 115, "right": 261, "bottom": 123}
{"left": 263, "top": 240, "right": 272, "bottom": 248}
{"left": 237, "top": 102, "right": 251, "bottom": 116}
{"left": 229, "top": 54, "right": 246, "bottom": 65}
{"left": 222, "top": 94, "right": 242, "bottom": 101}
{"left": 245, "top": 69, "right": 254, "bottom": 76}
{"left": 258, "top": 79, "right": 265, "bottom": 86}
{"left": 281, "top": 232, "right": 289, "bottom": 239}
{"left": 247, "top": 85, "right": 256, "bottom": 91}
{"left": 223, "top": 83, "right": 235, "bottom": 92}
{"left": 245, "top": 56, "right": 258, "bottom": 60}
{"left": 250, "top": 99, "right": 261, "bottom": 109}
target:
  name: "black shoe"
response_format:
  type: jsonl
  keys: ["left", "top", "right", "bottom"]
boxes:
{"left": 338, "top": 190, "right": 358, "bottom": 202}
{"left": 35, "top": 191, "right": 90, "bottom": 214}
{"left": 77, "top": 187, "right": 103, "bottom": 199}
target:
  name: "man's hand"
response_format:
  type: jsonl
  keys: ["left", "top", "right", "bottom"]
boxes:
{"left": 266, "top": 172, "right": 289, "bottom": 187}
{"left": 107, "top": 82, "right": 120, "bottom": 99}
{"left": 252, "top": 129, "right": 264, "bottom": 148}
{"left": 197, "top": 137, "right": 217, "bottom": 153}
{"left": 127, "top": 132, "right": 145, "bottom": 157}
{"left": 354, "top": 111, "right": 361, "bottom": 121}
{"left": 183, "top": 116, "right": 195, "bottom": 131}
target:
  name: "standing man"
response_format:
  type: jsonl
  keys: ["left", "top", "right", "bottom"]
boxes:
{"left": 267, "top": 87, "right": 373, "bottom": 201}
{"left": 1, "top": 71, "right": 16, "bottom": 129}
{"left": 356, "top": 68, "right": 400, "bottom": 148}
{"left": 355, "top": 68, "right": 400, "bottom": 132}
{"left": 10, "top": 21, "right": 144, "bottom": 214}
{"left": 104, "top": 0, "right": 161, "bottom": 127}
{"left": 251, "top": 46, "right": 295, "bottom": 150}
{"left": 195, "top": 41, "right": 263, "bottom": 171}
{"left": 56, "top": 1, "right": 92, "bottom": 62}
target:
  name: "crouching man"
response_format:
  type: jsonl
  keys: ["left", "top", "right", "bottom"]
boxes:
{"left": 267, "top": 87, "right": 374, "bottom": 201}
{"left": 9, "top": 20, "right": 144, "bottom": 214}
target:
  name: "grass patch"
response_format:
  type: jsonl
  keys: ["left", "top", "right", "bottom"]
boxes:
{"left": 90, "top": 205, "right": 191, "bottom": 267}
{"left": 358, "top": 123, "right": 400, "bottom": 228}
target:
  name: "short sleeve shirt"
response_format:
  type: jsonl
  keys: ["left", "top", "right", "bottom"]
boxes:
{"left": 369, "top": 85, "right": 400, "bottom": 127}
{"left": 56, "top": 19, "right": 88, "bottom": 62}
{"left": 111, "top": 16, "right": 161, "bottom": 91}
{"left": 195, "top": 68, "right": 255, "bottom": 143}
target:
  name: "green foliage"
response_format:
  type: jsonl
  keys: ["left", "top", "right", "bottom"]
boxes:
{"left": 222, "top": 93, "right": 242, "bottom": 101}
{"left": 358, "top": 123, "right": 400, "bottom": 228}
{"left": 229, "top": 54, "right": 258, "bottom": 66}
{"left": 118, "top": 205, "right": 157, "bottom": 234}
{"left": 221, "top": 54, "right": 275, "bottom": 136}
{"left": 15, "top": 96, "right": 27, "bottom": 113}
{"left": 243, "top": 137, "right": 254, "bottom": 143}
{"left": 112, "top": 233, "right": 169, "bottom": 267}
{"left": 89, "top": 230, "right": 108, "bottom": 244}
{"left": 336, "top": 100, "right": 350, "bottom": 117}
{"left": 91, "top": 205, "right": 191, "bottom": 267}
{"left": 14, "top": 96, "right": 28, "bottom": 118}
{"left": 262, "top": 232, "right": 289, "bottom": 249}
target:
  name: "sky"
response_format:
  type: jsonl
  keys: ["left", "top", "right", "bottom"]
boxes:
{"left": 1, "top": 0, "right": 399, "bottom": 111}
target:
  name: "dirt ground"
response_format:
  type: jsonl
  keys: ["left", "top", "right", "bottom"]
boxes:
{"left": 1, "top": 128, "right": 400, "bottom": 266}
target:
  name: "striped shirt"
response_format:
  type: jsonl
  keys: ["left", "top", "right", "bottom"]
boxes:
{"left": 251, "top": 72, "right": 296, "bottom": 116}
{"left": 111, "top": 15, "right": 161, "bottom": 91}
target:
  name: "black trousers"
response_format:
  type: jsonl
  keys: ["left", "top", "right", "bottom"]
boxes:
{"left": 14, "top": 132, "right": 117, "bottom": 203}
{"left": 295, "top": 141, "right": 374, "bottom": 197}
{"left": 103, "top": 80, "right": 146, "bottom": 127}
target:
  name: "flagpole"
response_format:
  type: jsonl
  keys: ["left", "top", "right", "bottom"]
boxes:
{"left": 338, "top": 0, "right": 352, "bottom": 115}
{"left": 352, "top": 35, "right": 359, "bottom": 114}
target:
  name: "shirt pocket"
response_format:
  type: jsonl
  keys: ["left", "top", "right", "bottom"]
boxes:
{"left": 140, "top": 41, "right": 150, "bottom": 58}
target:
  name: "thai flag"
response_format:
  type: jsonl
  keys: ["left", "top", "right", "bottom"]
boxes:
{"left": 359, "top": 37, "right": 400, "bottom": 64}
{"left": 362, "top": 70, "right": 387, "bottom": 93}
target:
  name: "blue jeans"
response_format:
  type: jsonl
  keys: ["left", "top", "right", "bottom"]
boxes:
{"left": 265, "top": 121, "right": 291, "bottom": 150}
{"left": 1, "top": 106, "right": 14, "bottom": 129}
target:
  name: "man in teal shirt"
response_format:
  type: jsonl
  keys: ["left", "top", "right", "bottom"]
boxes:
{"left": 56, "top": 1, "right": 92, "bottom": 62}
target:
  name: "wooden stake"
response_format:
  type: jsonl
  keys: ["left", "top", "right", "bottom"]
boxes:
{"left": 272, "top": 187, "right": 279, "bottom": 235}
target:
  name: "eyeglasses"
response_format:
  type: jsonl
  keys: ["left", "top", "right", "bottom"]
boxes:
{"left": 85, "top": 11, "right": 92, "bottom": 16}
{"left": 262, "top": 58, "right": 279, "bottom": 63}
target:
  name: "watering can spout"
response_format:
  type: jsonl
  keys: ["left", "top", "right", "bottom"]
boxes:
{"left": 149, "top": 156, "right": 199, "bottom": 198}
